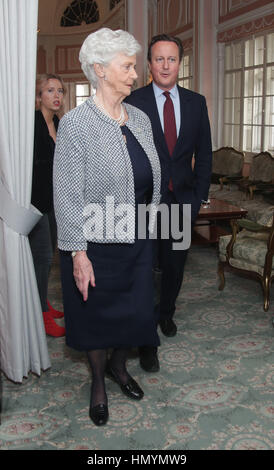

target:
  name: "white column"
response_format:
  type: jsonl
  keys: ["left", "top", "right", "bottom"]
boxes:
{"left": 194, "top": 0, "right": 218, "bottom": 147}
{"left": 126, "top": 0, "right": 148, "bottom": 87}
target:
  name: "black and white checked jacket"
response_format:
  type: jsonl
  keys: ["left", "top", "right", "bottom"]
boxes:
{"left": 53, "top": 96, "right": 161, "bottom": 251}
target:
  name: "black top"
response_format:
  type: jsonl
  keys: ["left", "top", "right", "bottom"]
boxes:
{"left": 121, "top": 125, "right": 153, "bottom": 205}
{"left": 31, "top": 110, "right": 59, "bottom": 213}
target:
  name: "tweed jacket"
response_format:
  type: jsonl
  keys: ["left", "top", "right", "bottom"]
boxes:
{"left": 53, "top": 96, "right": 161, "bottom": 251}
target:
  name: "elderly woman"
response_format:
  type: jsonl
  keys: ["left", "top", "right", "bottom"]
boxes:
{"left": 53, "top": 28, "right": 161, "bottom": 426}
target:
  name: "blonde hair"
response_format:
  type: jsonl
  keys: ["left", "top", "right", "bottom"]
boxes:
{"left": 35, "top": 73, "right": 66, "bottom": 110}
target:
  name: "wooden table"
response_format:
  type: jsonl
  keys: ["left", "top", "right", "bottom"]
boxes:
{"left": 193, "top": 198, "right": 248, "bottom": 244}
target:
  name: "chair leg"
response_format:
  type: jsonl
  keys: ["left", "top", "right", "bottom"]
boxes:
{"left": 262, "top": 276, "right": 270, "bottom": 312}
{"left": 218, "top": 261, "right": 225, "bottom": 291}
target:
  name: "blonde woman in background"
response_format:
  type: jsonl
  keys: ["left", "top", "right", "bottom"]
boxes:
{"left": 29, "top": 74, "right": 66, "bottom": 337}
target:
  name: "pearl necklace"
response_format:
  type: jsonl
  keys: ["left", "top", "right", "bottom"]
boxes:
{"left": 94, "top": 95, "right": 125, "bottom": 126}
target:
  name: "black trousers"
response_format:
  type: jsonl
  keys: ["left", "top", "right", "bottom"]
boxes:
{"left": 154, "top": 191, "right": 190, "bottom": 321}
{"left": 29, "top": 210, "right": 57, "bottom": 312}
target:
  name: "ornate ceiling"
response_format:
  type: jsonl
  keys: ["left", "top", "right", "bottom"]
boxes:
{"left": 38, "top": 0, "right": 123, "bottom": 35}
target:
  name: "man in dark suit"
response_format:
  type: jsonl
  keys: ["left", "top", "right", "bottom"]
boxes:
{"left": 126, "top": 34, "right": 212, "bottom": 372}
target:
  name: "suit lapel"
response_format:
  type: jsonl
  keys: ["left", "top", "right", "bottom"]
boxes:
{"left": 147, "top": 84, "right": 193, "bottom": 159}
{"left": 139, "top": 84, "right": 169, "bottom": 157}
{"left": 172, "top": 86, "right": 192, "bottom": 159}
{"left": 135, "top": 84, "right": 193, "bottom": 160}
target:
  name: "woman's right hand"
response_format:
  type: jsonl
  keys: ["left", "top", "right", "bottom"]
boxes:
{"left": 72, "top": 251, "right": 95, "bottom": 301}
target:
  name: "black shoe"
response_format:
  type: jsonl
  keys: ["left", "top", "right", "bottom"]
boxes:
{"left": 89, "top": 403, "right": 109, "bottom": 426}
{"left": 106, "top": 364, "right": 144, "bottom": 400}
{"left": 139, "top": 346, "right": 159, "bottom": 373}
{"left": 159, "top": 318, "right": 177, "bottom": 337}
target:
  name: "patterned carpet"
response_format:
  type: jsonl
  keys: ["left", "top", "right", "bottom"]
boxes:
{"left": 1, "top": 245, "right": 274, "bottom": 450}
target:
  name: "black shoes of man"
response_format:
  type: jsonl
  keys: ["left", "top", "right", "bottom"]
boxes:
{"left": 139, "top": 346, "right": 160, "bottom": 373}
{"left": 159, "top": 317, "right": 177, "bottom": 337}
{"left": 139, "top": 318, "right": 177, "bottom": 373}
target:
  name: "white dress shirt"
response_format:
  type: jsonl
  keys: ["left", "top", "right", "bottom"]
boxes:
{"left": 152, "top": 82, "right": 181, "bottom": 137}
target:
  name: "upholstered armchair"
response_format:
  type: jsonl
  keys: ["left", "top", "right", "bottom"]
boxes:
{"left": 211, "top": 147, "right": 244, "bottom": 189}
{"left": 218, "top": 212, "right": 274, "bottom": 311}
{"left": 236, "top": 151, "right": 274, "bottom": 199}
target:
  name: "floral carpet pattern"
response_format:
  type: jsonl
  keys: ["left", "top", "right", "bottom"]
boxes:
{"left": 1, "top": 246, "right": 274, "bottom": 450}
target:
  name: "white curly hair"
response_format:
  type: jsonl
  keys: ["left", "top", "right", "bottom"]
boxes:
{"left": 79, "top": 28, "right": 141, "bottom": 88}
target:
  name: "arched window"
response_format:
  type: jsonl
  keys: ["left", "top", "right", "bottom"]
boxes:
{"left": 110, "top": 0, "right": 121, "bottom": 10}
{"left": 61, "top": 0, "right": 99, "bottom": 27}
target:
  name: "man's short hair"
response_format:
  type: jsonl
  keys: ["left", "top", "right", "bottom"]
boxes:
{"left": 147, "top": 34, "right": 184, "bottom": 63}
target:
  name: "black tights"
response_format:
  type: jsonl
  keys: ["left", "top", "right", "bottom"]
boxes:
{"left": 87, "top": 348, "right": 130, "bottom": 407}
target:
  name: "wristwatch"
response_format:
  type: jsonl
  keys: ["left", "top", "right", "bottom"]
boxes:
{"left": 71, "top": 251, "right": 77, "bottom": 258}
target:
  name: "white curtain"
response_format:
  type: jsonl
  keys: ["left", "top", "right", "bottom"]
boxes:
{"left": 0, "top": 0, "right": 51, "bottom": 382}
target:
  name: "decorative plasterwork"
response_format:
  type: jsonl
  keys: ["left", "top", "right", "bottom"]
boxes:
{"left": 60, "top": 0, "right": 99, "bottom": 27}
{"left": 157, "top": 0, "right": 193, "bottom": 35}
{"left": 55, "top": 45, "right": 82, "bottom": 74}
{"left": 37, "top": 46, "right": 47, "bottom": 74}
{"left": 46, "top": 0, "right": 125, "bottom": 36}
{"left": 219, "top": 0, "right": 273, "bottom": 23}
{"left": 110, "top": 0, "right": 121, "bottom": 9}
{"left": 217, "top": 13, "right": 274, "bottom": 42}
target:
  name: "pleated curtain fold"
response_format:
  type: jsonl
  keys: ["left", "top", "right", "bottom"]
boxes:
{"left": 0, "top": 0, "right": 51, "bottom": 383}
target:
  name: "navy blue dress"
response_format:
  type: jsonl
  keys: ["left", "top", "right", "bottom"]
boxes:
{"left": 59, "top": 125, "right": 160, "bottom": 351}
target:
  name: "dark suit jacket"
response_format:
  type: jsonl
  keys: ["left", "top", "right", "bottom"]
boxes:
{"left": 125, "top": 83, "right": 212, "bottom": 221}
{"left": 31, "top": 110, "right": 59, "bottom": 214}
